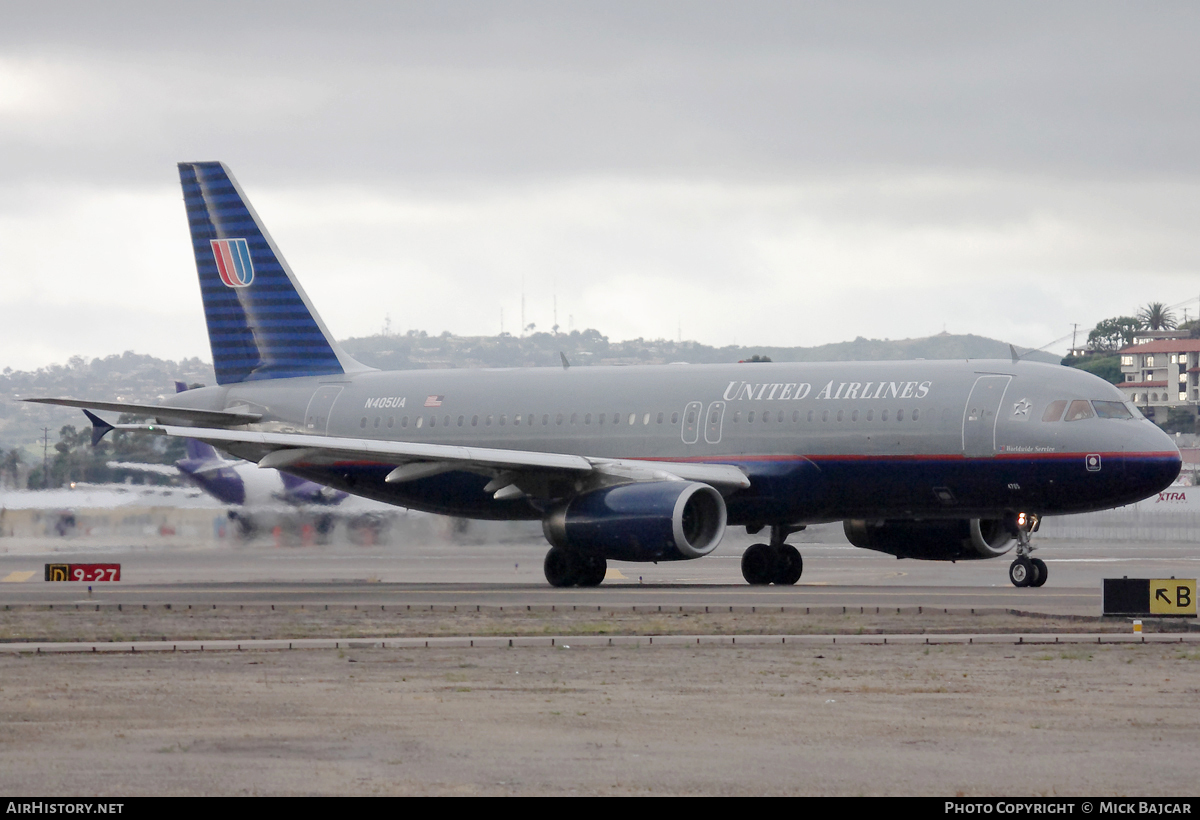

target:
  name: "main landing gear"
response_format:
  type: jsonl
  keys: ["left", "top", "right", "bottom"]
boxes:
{"left": 1007, "top": 512, "right": 1047, "bottom": 588}
{"left": 544, "top": 546, "right": 607, "bottom": 588}
{"left": 741, "top": 524, "right": 805, "bottom": 586}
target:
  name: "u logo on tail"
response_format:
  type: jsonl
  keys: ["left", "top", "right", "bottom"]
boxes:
{"left": 211, "top": 238, "right": 255, "bottom": 287}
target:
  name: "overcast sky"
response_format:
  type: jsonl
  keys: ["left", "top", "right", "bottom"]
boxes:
{"left": 2, "top": 1, "right": 1199, "bottom": 370}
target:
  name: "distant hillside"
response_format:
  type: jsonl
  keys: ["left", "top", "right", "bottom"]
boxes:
{"left": 1, "top": 330, "right": 1057, "bottom": 453}
{"left": 340, "top": 329, "right": 1060, "bottom": 370}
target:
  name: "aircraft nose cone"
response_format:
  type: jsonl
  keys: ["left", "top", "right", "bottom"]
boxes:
{"left": 1125, "top": 422, "right": 1182, "bottom": 500}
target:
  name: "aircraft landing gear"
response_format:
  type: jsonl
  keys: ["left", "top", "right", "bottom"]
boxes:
{"left": 543, "top": 546, "right": 606, "bottom": 588}
{"left": 741, "top": 524, "right": 805, "bottom": 585}
{"left": 1007, "top": 512, "right": 1047, "bottom": 588}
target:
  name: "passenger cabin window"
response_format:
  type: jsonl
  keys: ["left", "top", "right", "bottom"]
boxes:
{"left": 1064, "top": 400, "right": 1095, "bottom": 422}
{"left": 1092, "top": 400, "right": 1133, "bottom": 420}
{"left": 1042, "top": 400, "right": 1067, "bottom": 422}
{"left": 671, "top": 412, "right": 679, "bottom": 424}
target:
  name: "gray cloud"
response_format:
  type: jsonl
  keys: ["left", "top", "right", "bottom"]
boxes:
{"left": 2, "top": 2, "right": 1199, "bottom": 186}
{"left": 2, "top": 2, "right": 1199, "bottom": 370}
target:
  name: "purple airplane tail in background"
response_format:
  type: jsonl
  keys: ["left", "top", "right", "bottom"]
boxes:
{"left": 172, "top": 381, "right": 347, "bottom": 508}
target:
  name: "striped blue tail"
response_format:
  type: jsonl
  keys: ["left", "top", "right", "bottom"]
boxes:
{"left": 178, "top": 162, "right": 365, "bottom": 384}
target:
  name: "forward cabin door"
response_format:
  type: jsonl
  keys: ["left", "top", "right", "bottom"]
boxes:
{"left": 962, "top": 375, "right": 1012, "bottom": 457}
{"left": 305, "top": 385, "right": 344, "bottom": 436}
{"left": 681, "top": 401, "right": 703, "bottom": 444}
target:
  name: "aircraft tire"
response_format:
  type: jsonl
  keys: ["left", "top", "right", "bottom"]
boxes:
{"left": 741, "top": 543, "right": 774, "bottom": 585}
{"left": 1008, "top": 557, "right": 1033, "bottom": 588}
{"left": 773, "top": 544, "right": 803, "bottom": 585}
{"left": 544, "top": 546, "right": 582, "bottom": 588}
{"left": 1030, "top": 558, "right": 1048, "bottom": 587}
{"left": 577, "top": 555, "right": 607, "bottom": 587}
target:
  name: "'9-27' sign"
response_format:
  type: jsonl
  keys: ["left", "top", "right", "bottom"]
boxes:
{"left": 44, "top": 563, "right": 121, "bottom": 582}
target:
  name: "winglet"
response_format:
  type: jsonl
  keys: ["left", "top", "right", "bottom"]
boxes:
{"left": 560, "top": 352, "right": 571, "bottom": 370}
{"left": 83, "top": 410, "right": 115, "bottom": 446}
{"left": 1009, "top": 344, "right": 1021, "bottom": 364}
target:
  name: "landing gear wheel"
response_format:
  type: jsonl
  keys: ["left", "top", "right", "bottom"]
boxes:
{"left": 577, "top": 555, "right": 607, "bottom": 587}
{"left": 544, "top": 546, "right": 581, "bottom": 588}
{"left": 773, "top": 544, "right": 803, "bottom": 585}
{"left": 741, "top": 543, "right": 774, "bottom": 585}
{"left": 1009, "top": 557, "right": 1034, "bottom": 588}
{"left": 1030, "top": 558, "right": 1048, "bottom": 587}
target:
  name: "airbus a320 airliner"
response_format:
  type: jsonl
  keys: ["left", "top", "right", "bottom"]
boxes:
{"left": 29, "top": 163, "right": 1182, "bottom": 588}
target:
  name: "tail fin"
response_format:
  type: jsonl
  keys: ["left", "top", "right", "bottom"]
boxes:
{"left": 178, "top": 162, "right": 368, "bottom": 385}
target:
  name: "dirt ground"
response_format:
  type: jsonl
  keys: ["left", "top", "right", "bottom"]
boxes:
{"left": 1, "top": 609, "right": 1198, "bottom": 796}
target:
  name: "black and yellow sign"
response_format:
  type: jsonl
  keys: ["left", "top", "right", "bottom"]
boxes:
{"left": 1150, "top": 578, "right": 1195, "bottom": 616}
{"left": 44, "top": 563, "right": 121, "bottom": 582}
{"left": 1103, "top": 578, "right": 1196, "bottom": 617}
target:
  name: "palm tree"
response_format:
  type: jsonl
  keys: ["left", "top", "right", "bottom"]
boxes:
{"left": 1138, "top": 302, "right": 1178, "bottom": 331}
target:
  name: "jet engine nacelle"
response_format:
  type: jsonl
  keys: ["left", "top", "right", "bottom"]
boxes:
{"left": 842, "top": 518, "right": 1015, "bottom": 561}
{"left": 543, "top": 481, "right": 727, "bottom": 562}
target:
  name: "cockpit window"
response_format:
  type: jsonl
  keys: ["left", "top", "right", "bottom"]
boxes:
{"left": 1063, "top": 400, "right": 1095, "bottom": 422}
{"left": 1092, "top": 400, "right": 1133, "bottom": 420}
{"left": 1041, "top": 400, "right": 1067, "bottom": 422}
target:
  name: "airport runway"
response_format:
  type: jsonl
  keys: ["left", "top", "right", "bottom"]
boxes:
{"left": 2, "top": 530, "right": 1198, "bottom": 617}
{"left": 3, "top": 529, "right": 1198, "bottom": 796}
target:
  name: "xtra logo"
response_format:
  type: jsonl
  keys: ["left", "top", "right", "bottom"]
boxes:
{"left": 1156, "top": 491, "right": 1187, "bottom": 503}
{"left": 211, "top": 238, "right": 254, "bottom": 288}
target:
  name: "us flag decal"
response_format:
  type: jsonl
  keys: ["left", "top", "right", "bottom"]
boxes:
{"left": 211, "top": 238, "right": 255, "bottom": 287}
{"left": 424, "top": 395, "right": 444, "bottom": 407}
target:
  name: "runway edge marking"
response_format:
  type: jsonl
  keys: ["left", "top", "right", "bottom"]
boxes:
{"left": 3, "top": 632, "right": 1199, "bottom": 654}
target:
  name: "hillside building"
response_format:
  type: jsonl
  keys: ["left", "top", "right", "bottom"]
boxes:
{"left": 1118, "top": 329, "right": 1200, "bottom": 423}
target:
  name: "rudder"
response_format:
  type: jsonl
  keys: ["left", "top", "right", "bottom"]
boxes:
{"left": 178, "top": 162, "right": 366, "bottom": 384}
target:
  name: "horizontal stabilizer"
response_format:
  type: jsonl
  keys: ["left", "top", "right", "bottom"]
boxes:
{"left": 24, "top": 398, "right": 261, "bottom": 426}
{"left": 105, "top": 461, "right": 177, "bottom": 477}
{"left": 83, "top": 409, "right": 115, "bottom": 446}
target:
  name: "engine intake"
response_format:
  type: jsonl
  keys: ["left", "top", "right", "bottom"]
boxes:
{"left": 543, "top": 481, "right": 727, "bottom": 562}
{"left": 843, "top": 518, "right": 1015, "bottom": 561}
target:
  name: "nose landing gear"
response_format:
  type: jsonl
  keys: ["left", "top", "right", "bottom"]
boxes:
{"left": 1007, "top": 512, "right": 1047, "bottom": 588}
{"left": 741, "top": 524, "right": 805, "bottom": 585}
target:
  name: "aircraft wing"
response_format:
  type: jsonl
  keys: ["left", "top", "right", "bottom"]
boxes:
{"left": 25, "top": 398, "right": 261, "bottom": 426}
{"left": 110, "top": 423, "right": 752, "bottom": 493}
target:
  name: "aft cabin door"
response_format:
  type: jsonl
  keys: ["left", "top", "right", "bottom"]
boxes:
{"left": 962, "top": 375, "right": 1011, "bottom": 457}
{"left": 305, "top": 386, "right": 344, "bottom": 435}
{"left": 704, "top": 401, "right": 726, "bottom": 444}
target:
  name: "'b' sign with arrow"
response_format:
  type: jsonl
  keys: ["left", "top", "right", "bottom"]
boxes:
{"left": 1104, "top": 578, "right": 1196, "bottom": 617}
